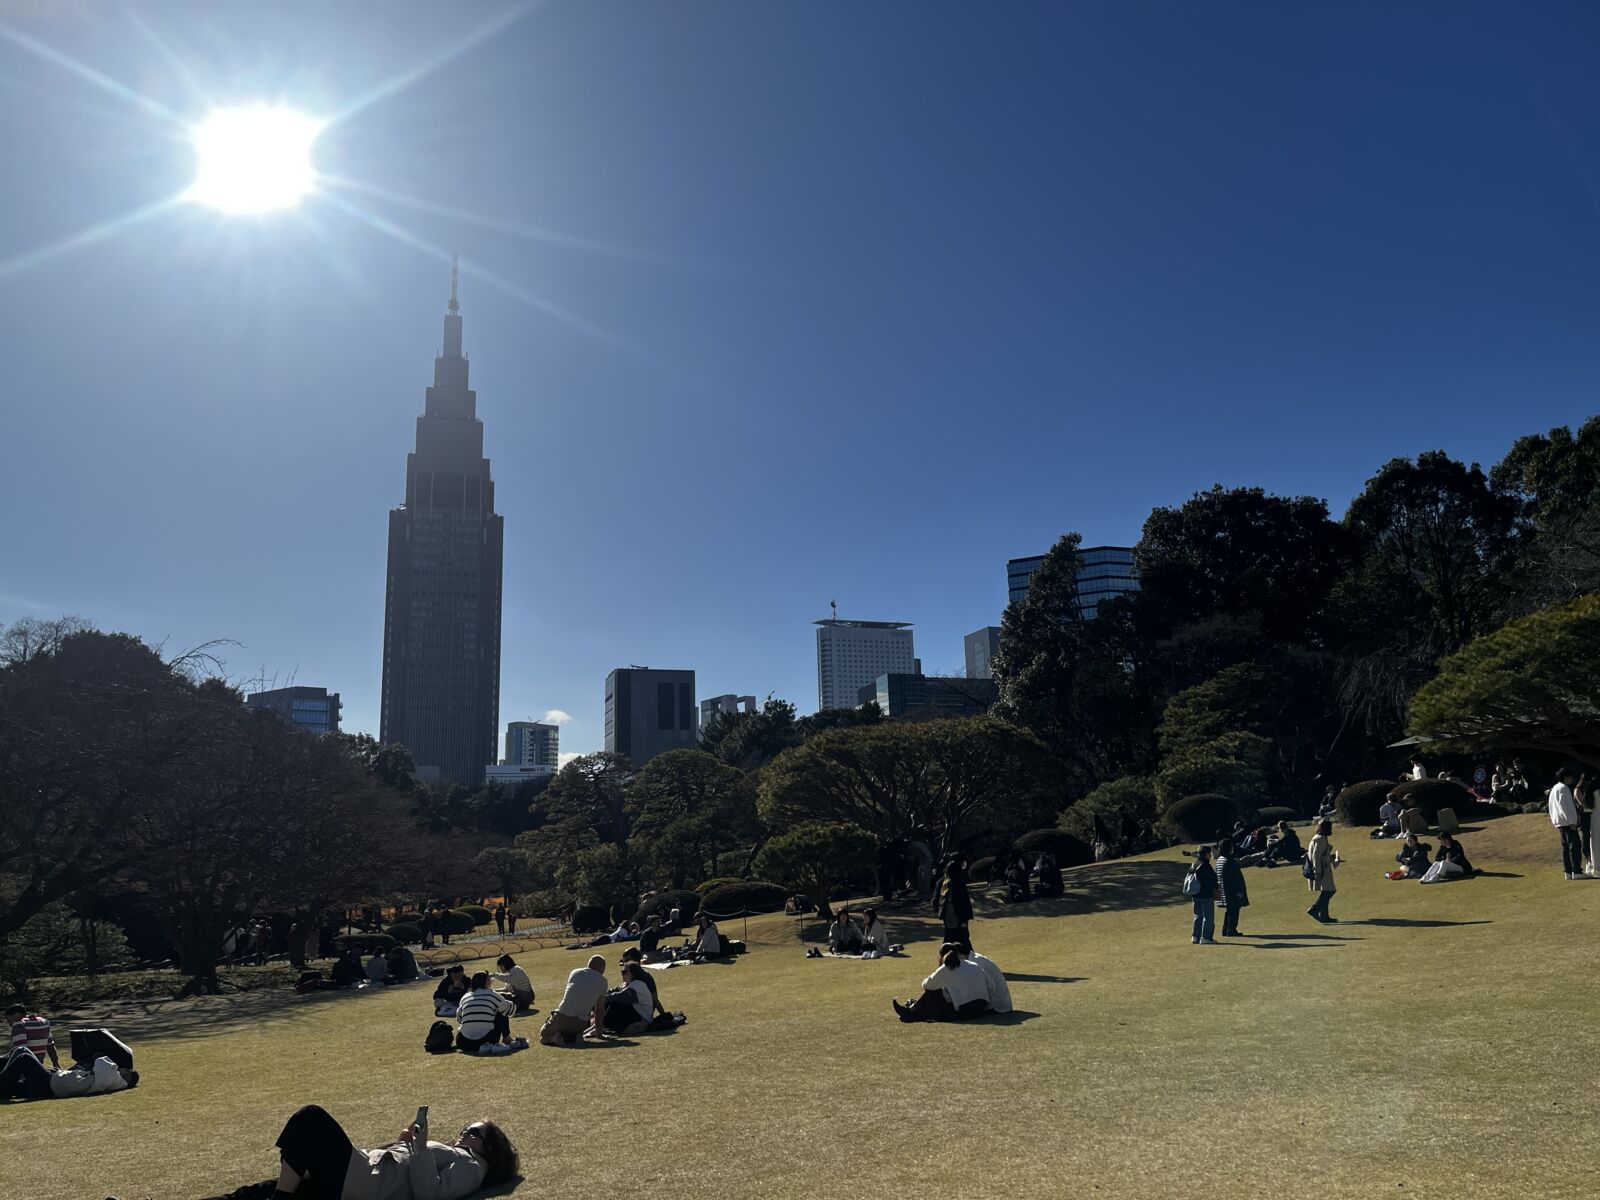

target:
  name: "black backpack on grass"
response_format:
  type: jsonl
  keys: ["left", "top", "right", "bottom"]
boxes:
{"left": 424, "top": 1020, "right": 455, "bottom": 1054}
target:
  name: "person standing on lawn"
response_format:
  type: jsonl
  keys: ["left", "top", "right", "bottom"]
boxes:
{"left": 1215, "top": 838, "right": 1249, "bottom": 937}
{"left": 1306, "top": 818, "right": 1339, "bottom": 921}
{"left": 1549, "top": 767, "right": 1585, "bottom": 880}
{"left": 1185, "top": 846, "right": 1217, "bottom": 944}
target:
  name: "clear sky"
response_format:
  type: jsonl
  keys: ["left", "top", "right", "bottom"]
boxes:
{"left": 3, "top": 2, "right": 1598, "bottom": 756}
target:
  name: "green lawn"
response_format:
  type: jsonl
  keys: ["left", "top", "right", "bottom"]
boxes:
{"left": 7, "top": 813, "right": 1599, "bottom": 1200}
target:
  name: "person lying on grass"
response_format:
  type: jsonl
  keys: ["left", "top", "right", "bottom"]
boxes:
{"left": 0, "top": 1046, "right": 136, "bottom": 1102}
{"left": 892, "top": 947, "right": 991, "bottom": 1023}
{"left": 262, "top": 1103, "right": 516, "bottom": 1199}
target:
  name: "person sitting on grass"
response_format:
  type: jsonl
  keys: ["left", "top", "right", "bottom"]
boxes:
{"left": 330, "top": 949, "right": 364, "bottom": 989}
{"left": 434, "top": 964, "right": 470, "bottom": 1016}
{"left": 387, "top": 944, "right": 420, "bottom": 984}
{"left": 1394, "top": 834, "right": 1433, "bottom": 879}
{"left": 455, "top": 973, "right": 518, "bottom": 1054}
{"left": 1034, "top": 851, "right": 1064, "bottom": 898}
{"left": 1003, "top": 856, "right": 1032, "bottom": 904}
{"left": 540, "top": 956, "right": 609, "bottom": 1046}
{"left": 5, "top": 1005, "right": 60, "bottom": 1069}
{"left": 1260, "top": 822, "right": 1304, "bottom": 868}
{"left": 601, "top": 962, "right": 655, "bottom": 1036}
{"left": 619, "top": 947, "right": 669, "bottom": 1021}
{"left": 892, "top": 948, "right": 991, "bottom": 1023}
{"left": 827, "top": 909, "right": 863, "bottom": 955}
{"left": 1371, "top": 796, "right": 1403, "bottom": 839}
{"left": 366, "top": 950, "right": 391, "bottom": 985}
{"left": 678, "top": 913, "right": 722, "bottom": 962}
{"left": 637, "top": 916, "right": 665, "bottom": 961}
{"left": 1420, "top": 832, "right": 1474, "bottom": 883}
{"left": 0, "top": 1046, "right": 137, "bottom": 1101}
{"left": 263, "top": 1103, "right": 517, "bottom": 1199}
{"left": 963, "top": 944, "right": 1013, "bottom": 1014}
{"left": 490, "top": 955, "right": 534, "bottom": 1012}
{"left": 861, "top": 907, "right": 899, "bottom": 956}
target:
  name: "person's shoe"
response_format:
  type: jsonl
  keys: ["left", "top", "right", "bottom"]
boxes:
{"left": 1199, "top": 938, "right": 1218, "bottom": 944}
{"left": 1566, "top": 873, "right": 1576, "bottom": 880}
{"left": 1306, "top": 907, "right": 1320, "bottom": 918}
{"left": 892, "top": 999, "right": 913, "bottom": 1022}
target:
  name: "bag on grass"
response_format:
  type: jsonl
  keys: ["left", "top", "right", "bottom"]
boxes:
{"left": 424, "top": 1020, "right": 455, "bottom": 1054}
{"left": 69, "top": 1028, "right": 133, "bottom": 1070}
{"left": 1181, "top": 870, "right": 1201, "bottom": 897}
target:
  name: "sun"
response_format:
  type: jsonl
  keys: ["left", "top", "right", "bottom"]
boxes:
{"left": 185, "top": 105, "right": 323, "bottom": 215}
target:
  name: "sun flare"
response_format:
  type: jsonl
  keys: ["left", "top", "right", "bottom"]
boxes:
{"left": 185, "top": 105, "right": 322, "bottom": 214}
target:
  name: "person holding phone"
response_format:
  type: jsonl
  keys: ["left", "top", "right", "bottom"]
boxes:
{"left": 265, "top": 1103, "right": 518, "bottom": 1198}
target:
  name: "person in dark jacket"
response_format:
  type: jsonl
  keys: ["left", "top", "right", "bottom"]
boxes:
{"left": 1261, "top": 822, "right": 1304, "bottom": 867}
{"left": 329, "top": 949, "right": 364, "bottom": 988}
{"left": 1396, "top": 834, "right": 1432, "bottom": 878}
{"left": 1215, "top": 839, "right": 1249, "bottom": 936}
{"left": 1187, "top": 846, "right": 1218, "bottom": 944}
{"left": 433, "top": 964, "right": 470, "bottom": 1015}
{"left": 936, "top": 856, "right": 973, "bottom": 951}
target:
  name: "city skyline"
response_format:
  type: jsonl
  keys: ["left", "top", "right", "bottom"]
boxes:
{"left": 2, "top": 5, "right": 1598, "bottom": 758}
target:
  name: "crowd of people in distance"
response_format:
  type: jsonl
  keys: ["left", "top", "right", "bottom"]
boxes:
{"left": 891, "top": 941, "right": 1012, "bottom": 1023}
{"left": 996, "top": 850, "right": 1064, "bottom": 903}
{"left": 2, "top": 1006, "right": 137, "bottom": 1103}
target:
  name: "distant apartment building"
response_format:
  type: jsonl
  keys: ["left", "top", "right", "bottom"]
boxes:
{"left": 244, "top": 686, "right": 342, "bottom": 735}
{"left": 1006, "top": 544, "right": 1138, "bottom": 618}
{"left": 859, "top": 673, "right": 999, "bottom": 719}
{"left": 815, "top": 618, "right": 916, "bottom": 711}
{"left": 484, "top": 762, "right": 555, "bottom": 787}
{"left": 605, "top": 668, "right": 697, "bottom": 766}
{"left": 700, "top": 694, "right": 757, "bottom": 728}
{"left": 964, "top": 626, "right": 1002, "bottom": 679}
{"left": 503, "top": 721, "right": 559, "bottom": 769}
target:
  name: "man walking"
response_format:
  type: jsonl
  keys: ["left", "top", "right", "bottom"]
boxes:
{"left": 1550, "top": 767, "right": 1585, "bottom": 880}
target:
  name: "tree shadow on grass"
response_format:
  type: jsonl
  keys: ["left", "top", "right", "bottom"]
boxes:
{"left": 1003, "top": 973, "right": 1084, "bottom": 984}
{"left": 973, "top": 860, "right": 1191, "bottom": 920}
{"left": 58, "top": 981, "right": 422, "bottom": 1044}
{"left": 1356, "top": 918, "right": 1493, "bottom": 928}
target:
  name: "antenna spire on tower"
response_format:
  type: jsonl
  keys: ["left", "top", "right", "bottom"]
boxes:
{"left": 448, "top": 252, "right": 459, "bottom": 314}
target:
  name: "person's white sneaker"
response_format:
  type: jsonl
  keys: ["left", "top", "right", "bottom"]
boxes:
{"left": 1199, "top": 938, "right": 1218, "bottom": 944}
{"left": 1566, "top": 873, "right": 1577, "bottom": 880}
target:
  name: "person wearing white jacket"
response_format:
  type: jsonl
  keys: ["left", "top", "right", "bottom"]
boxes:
{"left": 964, "top": 947, "right": 1013, "bottom": 1014}
{"left": 0, "top": 1047, "right": 137, "bottom": 1101}
{"left": 1549, "top": 768, "right": 1584, "bottom": 879}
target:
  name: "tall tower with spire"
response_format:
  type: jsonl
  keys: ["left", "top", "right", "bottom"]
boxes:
{"left": 379, "top": 258, "right": 504, "bottom": 786}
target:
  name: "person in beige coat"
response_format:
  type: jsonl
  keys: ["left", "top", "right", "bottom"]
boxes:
{"left": 1305, "top": 818, "right": 1338, "bottom": 922}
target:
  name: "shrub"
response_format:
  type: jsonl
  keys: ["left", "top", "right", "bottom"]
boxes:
{"left": 385, "top": 923, "right": 422, "bottom": 946}
{"left": 1469, "top": 801, "right": 1513, "bottom": 821}
{"left": 1013, "top": 828, "right": 1093, "bottom": 868}
{"left": 970, "top": 856, "right": 996, "bottom": 883}
{"left": 513, "top": 890, "right": 571, "bottom": 920}
{"left": 1157, "top": 793, "right": 1242, "bottom": 843}
{"left": 1255, "top": 806, "right": 1298, "bottom": 826}
{"left": 570, "top": 904, "right": 609, "bottom": 934}
{"left": 699, "top": 879, "right": 788, "bottom": 916}
{"left": 443, "top": 909, "right": 479, "bottom": 935}
{"left": 1335, "top": 780, "right": 1396, "bottom": 826}
{"left": 1058, "top": 774, "right": 1159, "bottom": 853}
{"left": 1389, "top": 778, "right": 1474, "bottom": 823}
{"left": 457, "top": 904, "right": 493, "bottom": 926}
{"left": 632, "top": 890, "right": 699, "bottom": 926}
{"left": 1521, "top": 801, "right": 1546, "bottom": 815}
{"left": 695, "top": 876, "right": 744, "bottom": 897}
{"left": 334, "top": 933, "right": 395, "bottom": 956}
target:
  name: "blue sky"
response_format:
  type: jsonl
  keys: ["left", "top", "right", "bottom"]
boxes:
{"left": 2, "top": 2, "right": 1598, "bottom": 756}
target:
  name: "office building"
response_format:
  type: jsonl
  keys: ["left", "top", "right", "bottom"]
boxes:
{"left": 245, "top": 686, "right": 342, "bottom": 735}
{"left": 964, "top": 626, "right": 1002, "bottom": 679}
{"left": 815, "top": 618, "right": 915, "bottom": 711}
{"left": 378, "top": 260, "right": 505, "bottom": 786}
{"left": 858, "top": 673, "right": 999, "bottom": 719}
{"left": 504, "top": 721, "right": 559, "bottom": 769}
{"left": 485, "top": 763, "right": 555, "bottom": 787}
{"left": 700, "top": 694, "right": 757, "bottom": 727}
{"left": 1006, "top": 544, "right": 1138, "bottom": 618}
{"left": 605, "top": 668, "right": 697, "bottom": 766}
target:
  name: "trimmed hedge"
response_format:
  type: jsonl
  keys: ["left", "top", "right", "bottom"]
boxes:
{"left": 1335, "top": 780, "right": 1396, "bottom": 826}
{"left": 632, "top": 890, "right": 700, "bottom": 926}
{"left": 570, "top": 904, "right": 609, "bottom": 934}
{"left": 695, "top": 877, "right": 744, "bottom": 897}
{"left": 441, "top": 909, "right": 478, "bottom": 936}
{"left": 970, "top": 856, "right": 996, "bottom": 883}
{"left": 1389, "top": 778, "right": 1474, "bottom": 823}
{"left": 333, "top": 933, "right": 395, "bottom": 955}
{"left": 1013, "top": 828, "right": 1093, "bottom": 868}
{"left": 385, "top": 922, "right": 422, "bottom": 946}
{"left": 1255, "top": 806, "right": 1298, "bottom": 826}
{"left": 1158, "top": 793, "right": 1242, "bottom": 843}
{"left": 699, "top": 879, "right": 788, "bottom": 916}
{"left": 457, "top": 904, "right": 493, "bottom": 926}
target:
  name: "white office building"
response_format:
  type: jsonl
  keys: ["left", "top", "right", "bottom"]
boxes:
{"left": 700, "top": 694, "right": 757, "bottom": 728}
{"left": 815, "top": 618, "right": 915, "bottom": 711}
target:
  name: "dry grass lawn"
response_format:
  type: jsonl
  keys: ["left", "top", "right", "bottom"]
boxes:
{"left": 6, "top": 813, "right": 1599, "bottom": 1200}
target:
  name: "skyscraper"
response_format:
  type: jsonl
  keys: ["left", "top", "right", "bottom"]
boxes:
{"left": 504, "top": 721, "right": 560, "bottom": 769}
{"left": 815, "top": 618, "right": 915, "bottom": 711}
{"left": 379, "top": 260, "right": 504, "bottom": 786}
{"left": 604, "top": 668, "right": 697, "bottom": 766}
{"left": 1006, "top": 545, "right": 1138, "bottom": 618}
{"left": 245, "top": 686, "right": 342, "bottom": 735}
{"left": 963, "top": 626, "right": 1002, "bottom": 679}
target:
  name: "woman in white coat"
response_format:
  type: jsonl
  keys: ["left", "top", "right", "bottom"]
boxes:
{"left": 1305, "top": 818, "right": 1338, "bottom": 922}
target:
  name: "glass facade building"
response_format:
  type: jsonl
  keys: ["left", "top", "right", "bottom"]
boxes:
{"left": 245, "top": 686, "right": 342, "bottom": 736}
{"left": 1006, "top": 544, "right": 1138, "bottom": 618}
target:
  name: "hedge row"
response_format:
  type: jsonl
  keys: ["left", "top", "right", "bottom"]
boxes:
{"left": 699, "top": 879, "right": 788, "bottom": 915}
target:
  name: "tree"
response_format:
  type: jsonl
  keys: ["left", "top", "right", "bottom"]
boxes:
{"left": 627, "top": 750, "right": 757, "bottom": 888}
{"left": 1491, "top": 417, "right": 1600, "bottom": 612}
{"left": 753, "top": 822, "right": 875, "bottom": 919}
{"left": 536, "top": 752, "right": 635, "bottom": 846}
{"left": 1057, "top": 775, "right": 1158, "bottom": 854}
{"left": 1407, "top": 594, "right": 1600, "bottom": 768}
{"left": 472, "top": 846, "right": 538, "bottom": 905}
{"left": 699, "top": 697, "right": 799, "bottom": 771}
{"left": 1154, "top": 731, "right": 1271, "bottom": 812}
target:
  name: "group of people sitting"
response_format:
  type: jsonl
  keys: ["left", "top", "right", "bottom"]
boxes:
{"left": 891, "top": 942, "right": 1012, "bottom": 1023}
{"left": 434, "top": 955, "right": 535, "bottom": 1018}
{"left": 538, "top": 946, "right": 682, "bottom": 1046}
{"left": 816, "top": 907, "right": 899, "bottom": 957}
{"left": 1224, "top": 819, "right": 1304, "bottom": 868}
{"left": 1387, "top": 832, "right": 1475, "bottom": 883}
{"left": 997, "top": 851, "right": 1064, "bottom": 903}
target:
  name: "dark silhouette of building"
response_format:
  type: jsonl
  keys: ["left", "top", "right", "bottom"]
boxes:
{"left": 605, "top": 668, "right": 696, "bottom": 766}
{"left": 858, "top": 673, "right": 998, "bottom": 719}
{"left": 245, "top": 686, "right": 341, "bottom": 735}
{"left": 1007, "top": 544, "right": 1138, "bottom": 618}
{"left": 379, "top": 259, "right": 504, "bottom": 785}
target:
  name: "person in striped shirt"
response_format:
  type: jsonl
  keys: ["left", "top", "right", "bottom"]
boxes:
{"left": 6, "top": 1005, "right": 60, "bottom": 1069}
{"left": 454, "top": 973, "right": 517, "bottom": 1053}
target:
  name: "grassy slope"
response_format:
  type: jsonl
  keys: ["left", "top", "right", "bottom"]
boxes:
{"left": 7, "top": 814, "right": 1599, "bottom": 1200}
